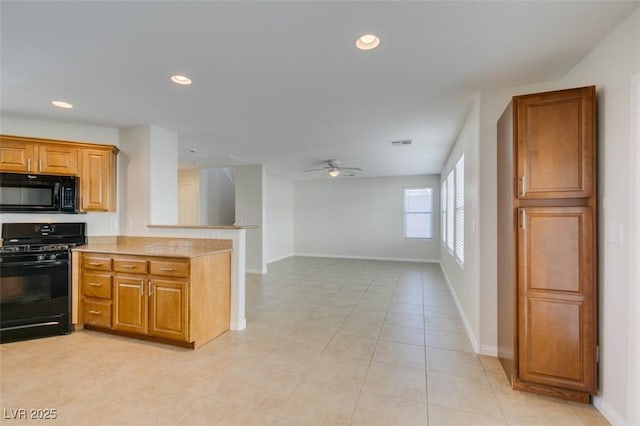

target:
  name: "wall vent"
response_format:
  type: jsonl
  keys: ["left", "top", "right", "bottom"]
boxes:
{"left": 391, "top": 139, "right": 412, "bottom": 146}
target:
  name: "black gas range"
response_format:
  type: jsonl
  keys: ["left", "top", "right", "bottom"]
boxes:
{"left": 0, "top": 222, "right": 86, "bottom": 343}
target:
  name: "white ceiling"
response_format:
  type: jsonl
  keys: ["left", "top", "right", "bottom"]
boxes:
{"left": 1, "top": 1, "right": 637, "bottom": 180}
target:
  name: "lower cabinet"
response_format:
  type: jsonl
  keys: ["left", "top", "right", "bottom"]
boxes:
{"left": 79, "top": 251, "right": 230, "bottom": 348}
{"left": 113, "top": 275, "right": 149, "bottom": 335}
{"left": 148, "top": 278, "right": 188, "bottom": 341}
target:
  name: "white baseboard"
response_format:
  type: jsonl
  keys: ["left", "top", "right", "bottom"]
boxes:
{"left": 480, "top": 345, "right": 498, "bottom": 357}
{"left": 593, "top": 396, "right": 626, "bottom": 426}
{"left": 294, "top": 252, "right": 439, "bottom": 263}
{"left": 439, "top": 262, "right": 481, "bottom": 354}
{"left": 267, "top": 253, "right": 294, "bottom": 264}
{"left": 246, "top": 268, "right": 267, "bottom": 275}
{"left": 229, "top": 318, "right": 247, "bottom": 331}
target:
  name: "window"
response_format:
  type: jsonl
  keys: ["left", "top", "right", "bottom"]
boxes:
{"left": 441, "top": 180, "right": 447, "bottom": 244}
{"left": 442, "top": 153, "right": 465, "bottom": 265}
{"left": 446, "top": 170, "right": 455, "bottom": 251}
{"left": 455, "top": 155, "right": 464, "bottom": 263}
{"left": 404, "top": 187, "right": 433, "bottom": 239}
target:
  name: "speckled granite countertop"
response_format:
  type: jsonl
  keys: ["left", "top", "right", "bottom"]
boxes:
{"left": 72, "top": 236, "right": 232, "bottom": 258}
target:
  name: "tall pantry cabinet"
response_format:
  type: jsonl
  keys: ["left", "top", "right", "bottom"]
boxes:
{"left": 497, "top": 86, "right": 597, "bottom": 403}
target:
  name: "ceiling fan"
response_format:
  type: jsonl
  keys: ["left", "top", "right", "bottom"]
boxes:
{"left": 304, "top": 159, "right": 362, "bottom": 178}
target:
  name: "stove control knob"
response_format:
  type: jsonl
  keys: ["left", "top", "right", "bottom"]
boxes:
{"left": 37, "top": 254, "right": 45, "bottom": 261}
{"left": 50, "top": 254, "right": 57, "bottom": 260}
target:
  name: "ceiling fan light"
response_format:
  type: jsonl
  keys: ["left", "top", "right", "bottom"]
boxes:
{"left": 328, "top": 169, "right": 340, "bottom": 178}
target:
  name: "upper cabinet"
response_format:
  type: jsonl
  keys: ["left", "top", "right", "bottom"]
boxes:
{"left": 0, "top": 135, "right": 119, "bottom": 212}
{"left": 515, "top": 86, "right": 595, "bottom": 199}
{"left": 38, "top": 143, "right": 78, "bottom": 175}
{"left": 0, "top": 139, "right": 37, "bottom": 172}
{"left": 80, "top": 148, "right": 117, "bottom": 212}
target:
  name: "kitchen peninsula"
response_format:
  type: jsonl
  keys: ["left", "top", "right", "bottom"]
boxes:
{"left": 72, "top": 235, "right": 234, "bottom": 348}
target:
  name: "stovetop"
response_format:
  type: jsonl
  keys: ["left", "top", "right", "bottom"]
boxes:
{"left": 1, "top": 222, "right": 86, "bottom": 256}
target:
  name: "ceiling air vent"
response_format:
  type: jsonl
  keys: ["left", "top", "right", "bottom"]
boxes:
{"left": 391, "top": 139, "right": 412, "bottom": 146}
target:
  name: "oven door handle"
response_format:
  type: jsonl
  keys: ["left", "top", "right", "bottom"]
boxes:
{"left": 0, "top": 260, "right": 67, "bottom": 269}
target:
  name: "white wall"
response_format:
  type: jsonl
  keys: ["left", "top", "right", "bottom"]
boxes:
{"left": 0, "top": 115, "right": 120, "bottom": 236}
{"left": 119, "top": 125, "right": 178, "bottom": 230}
{"left": 468, "top": 8, "right": 639, "bottom": 424}
{"left": 235, "top": 164, "right": 265, "bottom": 273}
{"left": 559, "top": 9, "right": 639, "bottom": 424}
{"left": 148, "top": 126, "right": 177, "bottom": 225}
{"left": 294, "top": 175, "right": 440, "bottom": 262}
{"left": 119, "top": 126, "right": 150, "bottom": 233}
{"left": 439, "top": 96, "right": 484, "bottom": 353}
{"left": 200, "top": 168, "right": 235, "bottom": 225}
{"left": 266, "top": 173, "right": 294, "bottom": 263}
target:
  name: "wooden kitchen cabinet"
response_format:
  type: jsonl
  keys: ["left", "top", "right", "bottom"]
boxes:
{"left": 0, "top": 137, "right": 77, "bottom": 174}
{"left": 78, "top": 250, "right": 230, "bottom": 348}
{"left": 497, "top": 86, "right": 597, "bottom": 403}
{"left": 148, "top": 278, "right": 189, "bottom": 341}
{"left": 38, "top": 143, "right": 78, "bottom": 175}
{"left": 79, "top": 147, "right": 117, "bottom": 212}
{"left": 515, "top": 86, "right": 595, "bottom": 199}
{"left": 0, "top": 139, "right": 36, "bottom": 172}
{"left": 0, "top": 135, "right": 119, "bottom": 212}
{"left": 113, "top": 275, "right": 148, "bottom": 335}
{"left": 80, "top": 257, "right": 113, "bottom": 329}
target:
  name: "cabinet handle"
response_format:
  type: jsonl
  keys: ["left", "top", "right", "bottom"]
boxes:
{"left": 140, "top": 280, "right": 145, "bottom": 296}
{"left": 520, "top": 176, "right": 526, "bottom": 197}
{"left": 159, "top": 268, "right": 174, "bottom": 272}
{"left": 89, "top": 282, "right": 102, "bottom": 287}
{"left": 520, "top": 209, "right": 526, "bottom": 230}
{"left": 148, "top": 280, "right": 153, "bottom": 296}
{"left": 88, "top": 310, "right": 101, "bottom": 315}
{"left": 39, "top": 159, "right": 42, "bottom": 172}
{"left": 120, "top": 265, "right": 136, "bottom": 269}
{"left": 88, "top": 262, "right": 102, "bottom": 266}
{"left": 27, "top": 158, "right": 31, "bottom": 171}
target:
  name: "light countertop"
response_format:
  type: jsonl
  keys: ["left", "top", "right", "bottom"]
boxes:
{"left": 72, "top": 236, "right": 232, "bottom": 259}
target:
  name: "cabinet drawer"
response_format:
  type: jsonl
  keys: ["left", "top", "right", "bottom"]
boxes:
{"left": 83, "top": 300, "right": 112, "bottom": 328}
{"left": 113, "top": 258, "right": 148, "bottom": 274}
{"left": 82, "top": 255, "right": 112, "bottom": 271}
{"left": 149, "top": 260, "right": 189, "bottom": 278}
{"left": 82, "top": 273, "right": 112, "bottom": 299}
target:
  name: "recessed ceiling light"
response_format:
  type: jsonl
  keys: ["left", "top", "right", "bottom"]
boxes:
{"left": 171, "top": 74, "right": 192, "bottom": 85}
{"left": 52, "top": 100, "right": 73, "bottom": 109}
{"left": 355, "top": 34, "right": 380, "bottom": 50}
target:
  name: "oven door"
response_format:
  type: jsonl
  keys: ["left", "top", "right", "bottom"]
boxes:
{"left": 0, "top": 259, "right": 71, "bottom": 342}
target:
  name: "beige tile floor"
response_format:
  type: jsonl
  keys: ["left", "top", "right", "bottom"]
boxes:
{"left": 1, "top": 257, "right": 609, "bottom": 425}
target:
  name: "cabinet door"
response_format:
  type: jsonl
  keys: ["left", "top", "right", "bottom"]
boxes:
{"left": 0, "top": 140, "right": 35, "bottom": 172}
{"left": 148, "top": 278, "right": 189, "bottom": 342}
{"left": 517, "top": 206, "right": 596, "bottom": 393}
{"left": 113, "top": 276, "right": 148, "bottom": 335}
{"left": 38, "top": 143, "right": 78, "bottom": 175}
{"left": 516, "top": 86, "right": 595, "bottom": 199}
{"left": 80, "top": 148, "right": 116, "bottom": 212}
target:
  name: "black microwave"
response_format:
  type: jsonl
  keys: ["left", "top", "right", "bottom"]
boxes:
{"left": 0, "top": 172, "right": 78, "bottom": 213}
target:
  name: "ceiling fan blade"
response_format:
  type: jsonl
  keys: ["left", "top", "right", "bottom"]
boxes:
{"left": 340, "top": 167, "right": 362, "bottom": 171}
{"left": 303, "top": 168, "right": 329, "bottom": 172}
